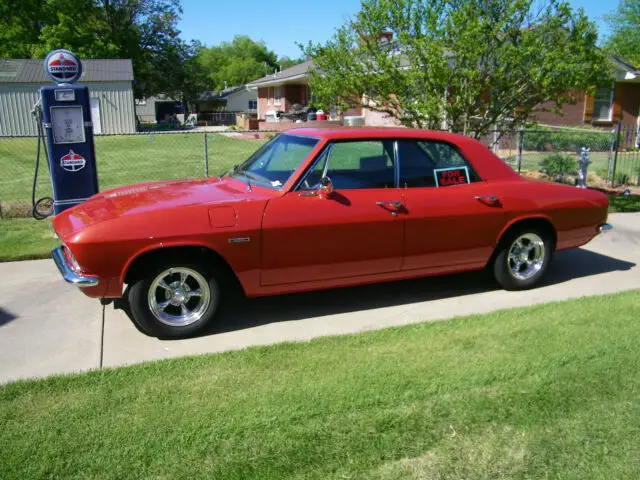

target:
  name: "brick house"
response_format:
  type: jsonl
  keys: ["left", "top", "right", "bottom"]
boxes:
{"left": 246, "top": 61, "right": 314, "bottom": 121}
{"left": 531, "top": 57, "right": 640, "bottom": 131}
{"left": 247, "top": 53, "right": 640, "bottom": 137}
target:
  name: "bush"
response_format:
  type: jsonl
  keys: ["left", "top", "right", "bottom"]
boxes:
{"left": 540, "top": 153, "right": 578, "bottom": 177}
{"left": 615, "top": 172, "right": 631, "bottom": 185}
{"left": 523, "top": 126, "right": 611, "bottom": 152}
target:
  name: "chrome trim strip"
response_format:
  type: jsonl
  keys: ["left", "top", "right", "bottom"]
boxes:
{"left": 51, "top": 247, "right": 99, "bottom": 288}
{"left": 393, "top": 140, "right": 400, "bottom": 188}
{"left": 599, "top": 223, "right": 613, "bottom": 233}
{"left": 54, "top": 197, "right": 91, "bottom": 205}
{"left": 228, "top": 237, "right": 251, "bottom": 243}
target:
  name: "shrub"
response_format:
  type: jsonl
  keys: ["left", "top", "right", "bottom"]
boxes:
{"left": 615, "top": 172, "right": 630, "bottom": 185}
{"left": 539, "top": 153, "right": 578, "bottom": 177}
{"left": 523, "top": 126, "right": 611, "bottom": 152}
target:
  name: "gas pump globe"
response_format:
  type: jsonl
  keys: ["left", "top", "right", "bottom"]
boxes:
{"left": 33, "top": 49, "right": 99, "bottom": 217}
{"left": 577, "top": 147, "right": 590, "bottom": 189}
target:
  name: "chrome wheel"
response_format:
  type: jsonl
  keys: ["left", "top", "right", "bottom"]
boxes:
{"left": 507, "top": 233, "right": 546, "bottom": 281}
{"left": 147, "top": 267, "right": 211, "bottom": 327}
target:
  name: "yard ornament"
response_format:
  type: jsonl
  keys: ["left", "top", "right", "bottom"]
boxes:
{"left": 577, "top": 147, "right": 591, "bottom": 188}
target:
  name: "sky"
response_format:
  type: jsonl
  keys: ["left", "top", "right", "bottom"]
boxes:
{"left": 178, "top": 0, "right": 616, "bottom": 59}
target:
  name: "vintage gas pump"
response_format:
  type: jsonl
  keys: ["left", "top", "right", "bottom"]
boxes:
{"left": 32, "top": 49, "right": 98, "bottom": 217}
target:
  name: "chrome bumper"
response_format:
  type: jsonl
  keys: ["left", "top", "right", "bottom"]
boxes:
{"left": 51, "top": 246, "right": 99, "bottom": 288}
{"left": 599, "top": 223, "right": 613, "bottom": 233}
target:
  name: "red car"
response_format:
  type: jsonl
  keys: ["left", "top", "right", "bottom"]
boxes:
{"left": 52, "top": 128, "right": 611, "bottom": 338}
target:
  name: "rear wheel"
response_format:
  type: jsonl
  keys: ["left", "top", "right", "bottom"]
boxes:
{"left": 128, "top": 263, "right": 220, "bottom": 338}
{"left": 493, "top": 229, "right": 553, "bottom": 290}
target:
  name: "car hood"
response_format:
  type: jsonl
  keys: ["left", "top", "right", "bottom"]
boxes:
{"left": 52, "top": 177, "right": 273, "bottom": 238}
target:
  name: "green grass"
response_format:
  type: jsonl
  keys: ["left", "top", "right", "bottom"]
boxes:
{"left": 608, "top": 194, "right": 640, "bottom": 213}
{"left": 504, "top": 151, "right": 640, "bottom": 182}
{"left": 0, "top": 218, "right": 58, "bottom": 261}
{"left": 0, "top": 133, "right": 265, "bottom": 204}
{"left": 1, "top": 290, "right": 639, "bottom": 479}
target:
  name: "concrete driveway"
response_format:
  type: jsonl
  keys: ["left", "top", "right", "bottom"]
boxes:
{"left": 1, "top": 212, "right": 638, "bottom": 383}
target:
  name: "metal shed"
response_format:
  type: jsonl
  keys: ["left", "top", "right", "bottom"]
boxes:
{"left": 0, "top": 58, "right": 136, "bottom": 136}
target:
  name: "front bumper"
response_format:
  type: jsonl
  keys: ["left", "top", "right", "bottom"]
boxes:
{"left": 51, "top": 246, "right": 99, "bottom": 288}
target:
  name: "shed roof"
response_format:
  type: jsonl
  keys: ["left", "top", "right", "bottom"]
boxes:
{"left": 0, "top": 59, "right": 134, "bottom": 83}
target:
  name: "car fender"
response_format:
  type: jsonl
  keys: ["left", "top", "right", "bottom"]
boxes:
{"left": 494, "top": 213, "right": 556, "bottom": 246}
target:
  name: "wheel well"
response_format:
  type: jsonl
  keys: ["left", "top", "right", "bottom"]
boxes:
{"left": 498, "top": 218, "right": 557, "bottom": 249}
{"left": 123, "top": 246, "right": 242, "bottom": 292}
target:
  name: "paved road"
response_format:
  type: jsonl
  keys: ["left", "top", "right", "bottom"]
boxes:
{"left": 1, "top": 212, "right": 638, "bottom": 383}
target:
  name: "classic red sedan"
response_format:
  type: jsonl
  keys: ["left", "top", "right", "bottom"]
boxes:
{"left": 51, "top": 128, "right": 611, "bottom": 338}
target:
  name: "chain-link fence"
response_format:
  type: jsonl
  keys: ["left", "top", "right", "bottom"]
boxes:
{"left": 485, "top": 124, "right": 640, "bottom": 188}
{"left": 0, "top": 131, "right": 269, "bottom": 217}
{"left": 1, "top": 124, "right": 639, "bottom": 219}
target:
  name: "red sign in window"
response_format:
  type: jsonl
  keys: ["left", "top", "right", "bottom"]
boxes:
{"left": 434, "top": 166, "right": 470, "bottom": 187}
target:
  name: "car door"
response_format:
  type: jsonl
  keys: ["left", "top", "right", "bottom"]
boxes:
{"left": 260, "top": 139, "right": 405, "bottom": 286}
{"left": 398, "top": 139, "right": 506, "bottom": 271}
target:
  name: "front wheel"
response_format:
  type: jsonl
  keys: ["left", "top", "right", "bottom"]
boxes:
{"left": 493, "top": 229, "right": 553, "bottom": 290}
{"left": 128, "top": 263, "right": 221, "bottom": 338}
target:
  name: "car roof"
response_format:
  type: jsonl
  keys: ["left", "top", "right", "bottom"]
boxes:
{"left": 283, "top": 127, "right": 473, "bottom": 143}
{"left": 283, "top": 126, "right": 520, "bottom": 182}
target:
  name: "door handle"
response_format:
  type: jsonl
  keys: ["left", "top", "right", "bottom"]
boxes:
{"left": 376, "top": 201, "right": 403, "bottom": 209}
{"left": 475, "top": 195, "right": 500, "bottom": 206}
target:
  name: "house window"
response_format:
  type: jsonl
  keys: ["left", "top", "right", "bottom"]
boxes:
{"left": 593, "top": 87, "right": 614, "bottom": 122}
{"left": 248, "top": 100, "right": 257, "bottom": 110}
{"left": 274, "top": 86, "right": 281, "bottom": 105}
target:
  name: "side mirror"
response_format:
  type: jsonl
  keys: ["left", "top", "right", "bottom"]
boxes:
{"left": 319, "top": 176, "right": 334, "bottom": 197}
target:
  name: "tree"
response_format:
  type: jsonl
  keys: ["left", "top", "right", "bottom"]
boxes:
{"left": 197, "top": 36, "right": 279, "bottom": 89}
{"left": 278, "top": 55, "right": 307, "bottom": 70}
{"left": 303, "top": 0, "right": 611, "bottom": 137}
{"left": 0, "top": 0, "right": 193, "bottom": 99}
{"left": 605, "top": 0, "right": 640, "bottom": 66}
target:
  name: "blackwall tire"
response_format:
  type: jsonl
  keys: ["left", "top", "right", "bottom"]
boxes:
{"left": 493, "top": 228, "right": 553, "bottom": 291}
{"left": 128, "top": 263, "right": 221, "bottom": 339}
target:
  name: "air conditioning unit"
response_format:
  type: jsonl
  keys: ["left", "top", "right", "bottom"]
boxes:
{"left": 344, "top": 115, "right": 365, "bottom": 126}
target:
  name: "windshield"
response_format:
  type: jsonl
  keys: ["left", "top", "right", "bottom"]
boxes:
{"left": 227, "top": 134, "right": 319, "bottom": 190}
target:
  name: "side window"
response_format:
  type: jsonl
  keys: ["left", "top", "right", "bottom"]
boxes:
{"left": 325, "top": 140, "right": 395, "bottom": 189}
{"left": 398, "top": 140, "right": 480, "bottom": 188}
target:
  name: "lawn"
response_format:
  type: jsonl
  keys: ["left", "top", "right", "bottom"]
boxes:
{"left": 1, "top": 290, "right": 639, "bottom": 479}
{"left": 0, "top": 133, "right": 264, "bottom": 204}
{"left": 503, "top": 151, "right": 640, "bottom": 183}
{"left": 0, "top": 218, "right": 58, "bottom": 261}
{"left": 608, "top": 194, "right": 640, "bottom": 213}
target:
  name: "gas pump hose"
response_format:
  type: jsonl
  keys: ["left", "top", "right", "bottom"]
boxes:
{"left": 31, "top": 101, "right": 54, "bottom": 220}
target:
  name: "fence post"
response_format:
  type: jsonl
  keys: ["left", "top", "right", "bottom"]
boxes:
{"left": 203, "top": 132, "right": 209, "bottom": 178}
{"left": 606, "top": 127, "right": 616, "bottom": 185}
{"left": 610, "top": 120, "right": 622, "bottom": 188}
{"left": 516, "top": 126, "right": 524, "bottom": 174}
